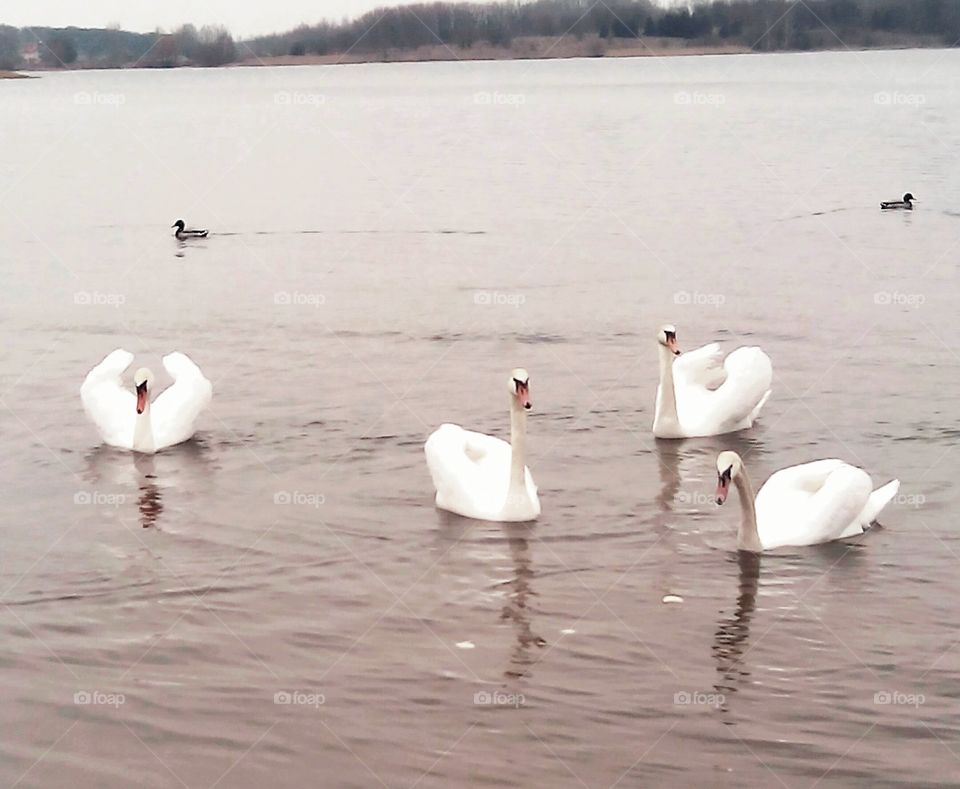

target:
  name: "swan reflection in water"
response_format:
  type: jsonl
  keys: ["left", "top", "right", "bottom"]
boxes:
{"left": 497, "top": 522, "right": 546, "bottom": 679}
{"left": 433, "top": 513, "right": 545, "bottom": 680}
{"left": 82, "top": 438, "right": 214, "bottom": 529}
{"left": 713, "top": 550, "right": 761, "bottom": 719}
{"left": 132, "top": 454, "right": 163, "bottom": 529}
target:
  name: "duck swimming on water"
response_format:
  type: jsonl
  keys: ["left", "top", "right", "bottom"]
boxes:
{"left": 880, "top": 193, "right": 915, "bottom": 210}
{"left": 172, "top": 219, "right": 208, "bottom": 238}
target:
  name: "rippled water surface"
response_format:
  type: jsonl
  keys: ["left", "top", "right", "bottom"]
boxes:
{"left": 1, "top": 50, "right": 959, "bottom": 787}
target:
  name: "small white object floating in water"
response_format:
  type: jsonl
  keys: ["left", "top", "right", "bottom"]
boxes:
{"left": 561, "top": 628, "right": 576, "bottom": 635}
{"left": 456, "top": 641, "right": 475, "bottom": 649}
{"left": 662, "top": 594, "right": 684, "bottom": 604}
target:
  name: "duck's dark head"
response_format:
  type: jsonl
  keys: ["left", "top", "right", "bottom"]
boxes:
{"left": 903, "top": 193, "right": 915, "bottom": 203}
{"left": 172, "top": 219, "right": 185, "bottom": 232}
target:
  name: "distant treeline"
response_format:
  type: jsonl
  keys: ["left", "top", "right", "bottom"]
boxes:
{"left": 1, "top": 0, "right": 958, "bottom": 70}
{"left": 0, "top": 23, "right": 235, "bottom": 70}
{"left": 247, "top": 0, "right": 960, "bottom": 57}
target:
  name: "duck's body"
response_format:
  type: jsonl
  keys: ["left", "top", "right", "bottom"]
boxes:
{"left": 653, "top": 326, "right": 772, "bottom": 439}
{"left": 715, "top": 452, "right": 899, "bottom": 551}
{"left": 172, "top": 219, "right": 208, "bottom": 238}
{"left": 880, "top": 193, "right": 915, "bottom": 210}
{"left": 424, "top": 369, "right": 540, "bottom": 522}
{"left": 81, "top": 349, "right": 212, "bottom": 454}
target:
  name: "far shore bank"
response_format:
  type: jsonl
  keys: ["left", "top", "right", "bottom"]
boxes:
{"left": 239, "top": 36, "right": 753, "bottom": 67}
{"left": 7, "top": 33, "right": 952, "bottom": 76}
{"left": 237, "top": 32, "right": 947, "bottom": 68}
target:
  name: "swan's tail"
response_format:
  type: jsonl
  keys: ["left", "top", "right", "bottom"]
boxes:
{"left": 859, "top": 479, "right": 900, "bottom": 526}
{"left": 747, "top": 389, "right": 772, "bottom": 425}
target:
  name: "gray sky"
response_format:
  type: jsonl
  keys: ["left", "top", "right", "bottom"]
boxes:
{"left": 2, "top": 0, "right": 680, "bottom": 39}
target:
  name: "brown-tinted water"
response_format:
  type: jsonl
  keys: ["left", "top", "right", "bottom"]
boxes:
{"left": 1, "top": 50, "right": 959, "bottom": 787}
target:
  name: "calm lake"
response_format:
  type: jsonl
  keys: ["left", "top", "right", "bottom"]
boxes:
{"left": 1, "top": 49, "right": 959, "bottom": 787}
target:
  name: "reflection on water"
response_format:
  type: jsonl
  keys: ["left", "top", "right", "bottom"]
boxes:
{"left": 81, "top": 439, "right": 215, "bottom": 530}
{"left": 133, "top": 454, "right": 163, "bottom": 529}
{"left": 713, "top": 550, "right": 761, "bottom": 719}
{"left": 655, "top": 439, "right": 683, "bottom": 514}
{"left": 498, "top": 523, "right": 546, "bottom": 680}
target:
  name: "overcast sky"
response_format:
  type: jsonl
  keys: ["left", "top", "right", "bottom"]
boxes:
{"left": 2, "top": 0, "right": 681, "bottom": 39}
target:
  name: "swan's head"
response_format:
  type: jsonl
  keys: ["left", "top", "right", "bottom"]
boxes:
{"left": 903, "top": 193, "right": 915, "bottom": 202}
{"left": 715, "top": 451, "right": 743, "bottom": 505}
{"left": 657, "top": 324, "right": 681, "bottom": 356}
{"left": 172, "top": 219, "right": 185, "bottom": 231}
{"left": 133, "top": 368, "right": 154, "bottom": 414}
{"left": 510, "top": 368, "right": 531, "bottom": 410}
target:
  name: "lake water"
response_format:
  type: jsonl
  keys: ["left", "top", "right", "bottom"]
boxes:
{"left": 1, "top": 49, "right": 959, "bottom": 787}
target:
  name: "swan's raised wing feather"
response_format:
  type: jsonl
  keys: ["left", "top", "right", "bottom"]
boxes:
{"left": 704, "top": 346, "right": 772, "bottom": 429}
{"left": 673, "top": 343, "right": 726, "bottom": 389}
{"left": 675, "top": 345, "right": 772, "bottom": 435}
{"left": 80, "top": 348, "right": 136, "bottom": 448}
{"left": 150, "top": 352, "right": 212, "bottom": 449}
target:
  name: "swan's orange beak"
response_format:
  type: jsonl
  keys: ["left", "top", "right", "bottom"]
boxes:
{"left": 516, "top": 382, "right": 531, "bottom": 410}
{"left": 666, "top": 336, "right": 681, "bottom": 355}
{"left": 136, "top": 382, "right": 148, "bottom": 414}
{"left": 716, "top": 475, "right": 729, "bottom": 505}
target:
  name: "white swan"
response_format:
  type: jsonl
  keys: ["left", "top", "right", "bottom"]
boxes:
{"left": 653, "top": 325, "right": 772, "bottom": 438}
{"left": 80, "top": 349, "right": 212, "bottom": 453}
{"left": 424, "top": 369, "right": 540, "bottom": 522}
{"left": 714, "top": 451, "right": 899, "bottom": 551}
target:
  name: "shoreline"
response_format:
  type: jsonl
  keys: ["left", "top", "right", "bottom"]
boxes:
{"left": 238, "top": 36, "right": 753, "bottom": 67}
{"left": 8, "top": 35, "right": 953, "bottom": 75}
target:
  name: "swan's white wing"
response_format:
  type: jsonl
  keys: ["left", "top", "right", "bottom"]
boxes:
{"left": 673, "top": 343, "right": 726, "bottom": 389}
{"left": 425, "top": 424, "right": 510, "bottom": 509}
{"left": 756, "top": 460, "right": 872, "bottom": 548}
{"left": 80, "top": 349, "right": 136, "bottom": 448}
{"left": 425, "top": 423, "right": 538, "bottom": 520}
{"left": 673, "top": 346, "right": 772, "bottom": 436}
{"left": 718, "top": 346, "right": 772, "bottom": 423}
{"left": 150, "top": 352, "right": 212, "bottom": 450}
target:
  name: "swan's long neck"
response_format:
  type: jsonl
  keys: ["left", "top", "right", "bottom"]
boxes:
{"left": 508, "top": 397, "right": 527, "bottom": 495}
{"left": 133, "top": 399, "right": 155, "bottom": 454}
{"left": 655, "top": 345, "right": 680, "bottom": 432}
{"left": 734, "top": 467, "right": 762, "bottom": 552}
